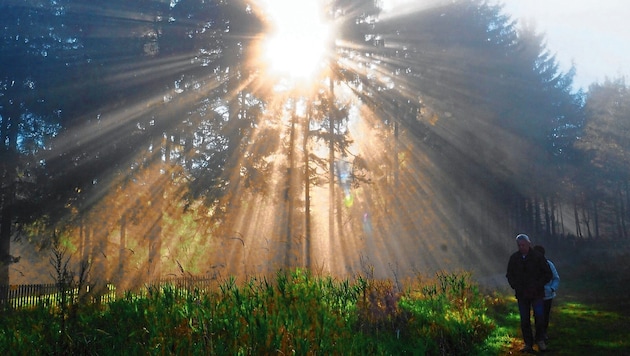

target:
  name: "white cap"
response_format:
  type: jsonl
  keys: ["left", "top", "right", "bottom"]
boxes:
{"left": 516, "top": 234, "right": 531, "bottom": 243}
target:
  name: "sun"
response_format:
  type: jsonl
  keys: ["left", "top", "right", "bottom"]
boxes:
{"left": 260, "top": 0, "right": 333, "bottom": 82}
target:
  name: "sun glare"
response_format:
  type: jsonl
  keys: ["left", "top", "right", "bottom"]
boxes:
{"left": 261, "top": 0, "right": 332, "bottom": 82}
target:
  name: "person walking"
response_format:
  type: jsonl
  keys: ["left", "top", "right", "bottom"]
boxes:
{"left": 506, "top": 234, "right": 553, "bottom": 353}
{"left": 534, "top": 245, "right": 560, "bottom": 343}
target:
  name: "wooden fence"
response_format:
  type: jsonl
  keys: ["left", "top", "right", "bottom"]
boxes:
{"left": 1, "top": 283, "right": 61, "bottom": 309}
{"left": 0, "top": 275, "right": 217, "bottom": 310}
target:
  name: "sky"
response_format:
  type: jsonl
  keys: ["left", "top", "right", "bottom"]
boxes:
{"left": 499, "top": 0, "right": 630, "bottom": 91}
{"left": 382, "top": 0, "right": 630, "bottom": 91}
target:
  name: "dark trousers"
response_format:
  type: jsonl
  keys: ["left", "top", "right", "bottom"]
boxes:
{"left": 542, "top": 298, "right": 553, "bottom": 339}
{"left": 517, "top": 297, "right": 545, "bottom": 346}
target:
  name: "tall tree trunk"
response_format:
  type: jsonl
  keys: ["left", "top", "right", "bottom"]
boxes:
{"left": 0, "top": 102, "right": 21, "bottom": 302}
{"left": 625, "top": 179, "right": 630, "bottom": 238}
{"left": 304, "top": 103, "right": 311, "bottom": 269}
{"left": 581, "top": 206, "right": 592, "bottom": 239}
{"left": 592, "top": 200, "right": 599, "bottom": 239}
{"left": 573, "top": 201, "right": 582, "bottom": 239}
{"left": 543, "top": 197, "right": 551, "bottom": 237}
{"left": 285, "top": 101, "right": 297, "bottom": 266}
{"left": 147, "top": 136, "right": 165, "bottom": 280}
{"left": 393, "top": 103, "right": 399, "bottom": 188}
{"left": 558, "top": 200, "right": 566, "bottom": 237}
{"left": 550, "top": 196, "right": 557, "bottom": 238}
{"left": 328, "top": 79, "right": 335, "bottom": 242}
{"left": 618, "top": 181, "right": 627, "bottom": 238}
{"left": 0, "top": 203, "right": 12, "bottom": 306}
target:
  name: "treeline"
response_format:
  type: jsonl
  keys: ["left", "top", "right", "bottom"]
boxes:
{"left": 1, "top": 0, "right": 629, "bottom": 290}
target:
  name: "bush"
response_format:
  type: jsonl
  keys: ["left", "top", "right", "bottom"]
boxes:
{"left": 398, "top": 271, "right": 495, "bottom": 355}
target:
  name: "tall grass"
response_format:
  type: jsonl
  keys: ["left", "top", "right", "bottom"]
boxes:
{"left": 0, "top": 268, "right": 495, "bottom": 355}
{"left": 398, "top": 271, "right": 495, "bottom": 354}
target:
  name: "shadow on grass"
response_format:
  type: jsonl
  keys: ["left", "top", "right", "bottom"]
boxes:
{"left": 545, "top": 300, "right": 630, "bottom": 355}
{"left": 489, "top": 295, "right": 630, "bottom": 355}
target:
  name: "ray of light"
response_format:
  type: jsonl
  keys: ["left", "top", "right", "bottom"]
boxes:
{"left": 12, "top": 1, "right": 551, "bottom": 290}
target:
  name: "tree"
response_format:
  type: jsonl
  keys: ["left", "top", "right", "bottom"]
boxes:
{"left": 357, "top": 0, "right": 586, "bottom": 238}
{"left": 575, "top": 78, "right": 630, "bottom": 238}
{"left": 1, "top": 0, "right": 82, "bottom": 292}
{"left": 3, "top": 0, "right": 609, "bottom": 286}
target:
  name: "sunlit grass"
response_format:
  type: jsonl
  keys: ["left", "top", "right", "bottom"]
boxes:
{"left": 485, "top": 291, "right": 630, "bottom": 355}
{"left": 1, "top": 269, "right": 495, "bottom": 355}
{"left": 4, "top": 262, "right": 630, "bottom": 355}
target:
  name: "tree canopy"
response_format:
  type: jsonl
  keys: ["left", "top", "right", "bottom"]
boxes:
{"left": 1, "top": 0, "right": 628, "bottom": 290}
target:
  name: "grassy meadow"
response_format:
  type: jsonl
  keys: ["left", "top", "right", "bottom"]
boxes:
{"left": 1, "top": 252, "right": 629, "bottom": 355}
{"left": 491, "top": 244, "right": 630, "bottom": 355}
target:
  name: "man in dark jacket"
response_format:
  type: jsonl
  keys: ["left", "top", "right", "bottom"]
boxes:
{"left": 506, "top": 234, "right": 553, "bottom": 353}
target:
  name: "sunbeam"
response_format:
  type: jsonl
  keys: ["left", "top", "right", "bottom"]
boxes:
{"left": 8, "top": 0, "right": 571, "bottom": 292}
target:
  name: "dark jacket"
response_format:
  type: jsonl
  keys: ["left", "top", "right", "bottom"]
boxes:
{"left": 506, "top": 248, "right": 553, "bottom": 300}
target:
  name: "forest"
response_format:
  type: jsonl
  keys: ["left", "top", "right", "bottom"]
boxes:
{"left": 1, "top": 0, "right": 629, "bottom": 301}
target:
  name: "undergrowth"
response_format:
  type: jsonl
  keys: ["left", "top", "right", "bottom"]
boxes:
{"left": 0, "top": 268, "right": 495, "bottom": 355}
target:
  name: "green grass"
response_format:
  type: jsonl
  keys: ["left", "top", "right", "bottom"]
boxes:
{"left": 1, "top": 269, "right": 494, "bottom": 355}
{"left": 1, "top": 266, "right": 629, "bottom": 355}
{"left": 484, "top": 295, "right": 630, "bottom": 355}
{"left": 484, "top": 256, "right": 630, "bottom": 356}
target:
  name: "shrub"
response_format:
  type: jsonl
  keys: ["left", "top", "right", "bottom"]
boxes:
{"left": 398, "top": 271, "right": 495, "bottom": 355}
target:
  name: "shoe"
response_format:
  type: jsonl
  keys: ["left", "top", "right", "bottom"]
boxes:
{"left": 520, "top": 344, "right": 534, "bottom": 353}
{"left": 538, "top": 340, "right": 547, "bottom": 351}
